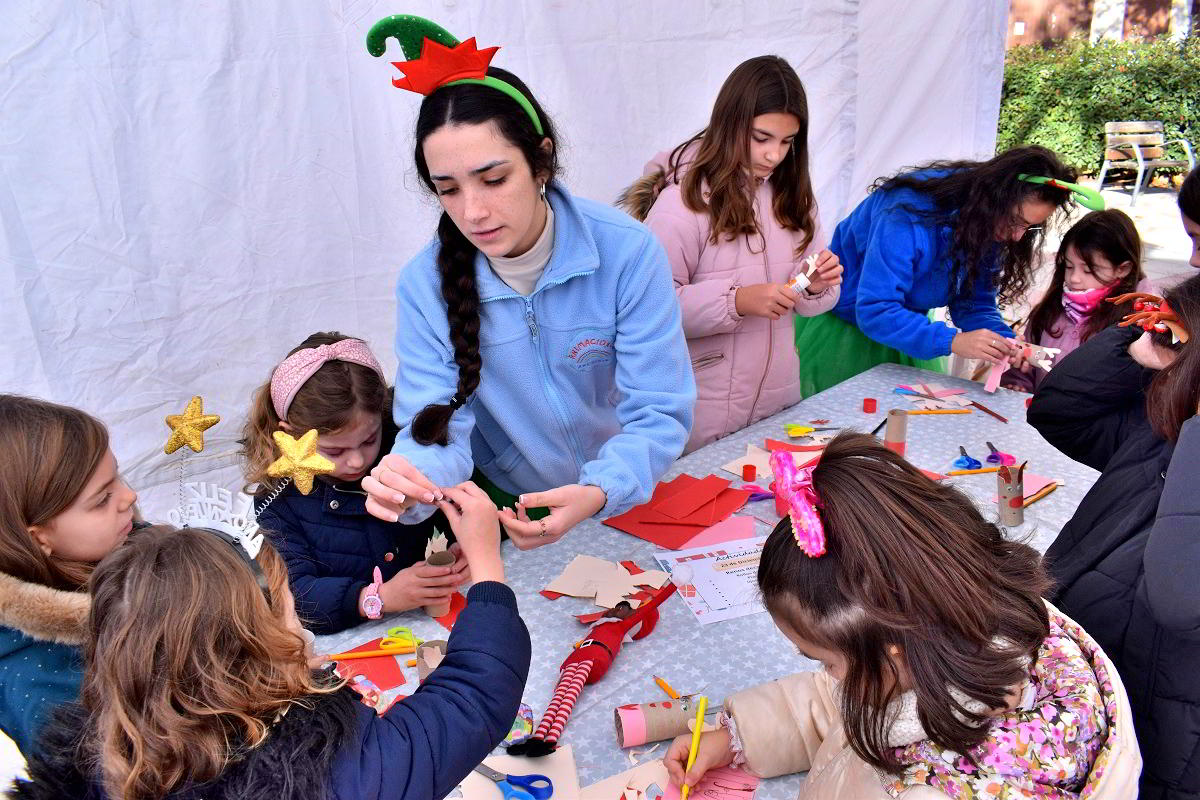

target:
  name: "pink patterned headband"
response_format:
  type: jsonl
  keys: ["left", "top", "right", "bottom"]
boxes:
{"left": 770, "top": 450, "right": 826, "bottom": 557}
{"left": 270, "top": 339, "right": 386, "bottom": 420}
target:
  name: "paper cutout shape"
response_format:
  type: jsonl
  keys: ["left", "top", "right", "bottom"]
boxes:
{"left": 663, "top": 765, "right": 758, "bottom": 800}
{"left": 765, "top": 438, "right": 825, "bottom": 454}
{"left": 545, "top": 556, "right": 670, "bottom": 609}
{"left": 334, "top": 637, "right": 407, "bottom": 692}
{"left": 983, "top": 358, "right": 1010, "bottom": 393}
{"left": 461, "top": 745, "right": 581, "bottom": 800}
{"left": 605, "top": 476, "right": 751, "bottom": 550}
{"left": 582, "top": 759, "right": 669, "bottom": 800}
{"left": 425, "top": 530, "right": 450, "bottom": 559}
{"left": 681, "top": 516, "right": 757, "bottom": 549}
{"left": 505, "top": 703, "right": 536, "bottom": 745}
{"left": 434, "top": 591, "right": 466, "bottom": 629}
{"left": 164, "top": 395, "right": 220, "bottom": 454}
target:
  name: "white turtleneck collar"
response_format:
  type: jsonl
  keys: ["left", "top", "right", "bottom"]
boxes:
{"left": 486, "top": 200, "right": 555, "bottom": 296}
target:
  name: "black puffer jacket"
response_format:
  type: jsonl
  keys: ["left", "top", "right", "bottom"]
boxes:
{"left": 1029, "top": 324, "right": 1200, "bottom": 800}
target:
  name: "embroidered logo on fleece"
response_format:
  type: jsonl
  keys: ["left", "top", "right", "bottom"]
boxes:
{"left": 567, "top": 330, "right": 614, "bottom": 370}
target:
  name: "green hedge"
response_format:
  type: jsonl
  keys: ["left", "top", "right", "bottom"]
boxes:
{"left": 997, "top": 35, "right": 1200, "bottom": 175}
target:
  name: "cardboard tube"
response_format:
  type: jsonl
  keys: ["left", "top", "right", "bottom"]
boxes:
{"left": 423, "top": 550, "right": 456, "bottom": 618}
{"left": 614, "top": 697, "right": 702, "bottom": 748}
{"left": 883, "top": 409, "right": 908, "bottom": 456}
{"left": 997, "top": 468, "right": 1024, "bottom": 527}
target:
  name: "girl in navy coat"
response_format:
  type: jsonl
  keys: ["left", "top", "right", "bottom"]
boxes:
{"left": 243, "top": 332, "right": 468, "bottom": 634}
{"left": 11, "top": 481, "right": 528, "bottom": 800}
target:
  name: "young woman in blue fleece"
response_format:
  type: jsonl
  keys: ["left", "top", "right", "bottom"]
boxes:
{"left": 362, "top": 20, "right": 694, "bottom": 550}
{"left": 243, "top": 332, "right": 469, "bottom": 635}
{"left": 11, "top": 482, "right": 529, "bottom": 800}
{"left": 793, "top": 146, "right": 1077, "bottom": 396}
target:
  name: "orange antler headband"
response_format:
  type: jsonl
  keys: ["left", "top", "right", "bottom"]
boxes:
{"left": 1109, "top": 292, "right": 1190, "bottom": 344}
{"left": 366, "top": 14, "right": 544, "bottom": 136}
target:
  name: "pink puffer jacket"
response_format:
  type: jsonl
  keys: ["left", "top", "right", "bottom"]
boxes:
{"left": 639, "top": 151, "right": 837, "bottom": 453}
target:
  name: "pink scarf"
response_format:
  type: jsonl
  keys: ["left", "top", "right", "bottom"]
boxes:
{"left": 1061, "top": 285, "right": 1115, "bottom": 324}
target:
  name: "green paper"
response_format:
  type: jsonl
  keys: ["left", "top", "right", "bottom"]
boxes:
{"left": 1018, "top": 173, "right": 1105, "bottom": 211}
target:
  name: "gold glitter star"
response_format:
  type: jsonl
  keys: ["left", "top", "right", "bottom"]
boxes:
{"left": 164, "top": 396, "right": 220, "bottom": 454}
{"left": 267, "top": 429, "right": 334, "bottom": 495}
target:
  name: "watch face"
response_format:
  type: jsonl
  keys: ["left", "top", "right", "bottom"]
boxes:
{"left": 363, "top": 595, "right": 384, "bottom": 619}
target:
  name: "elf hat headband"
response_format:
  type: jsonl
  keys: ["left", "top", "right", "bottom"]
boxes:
{"left": 366, "top": 15, "right": 544, "bottom": 136}
{"left": 1018, "top": 174, "right": 1106, "bottom": 211}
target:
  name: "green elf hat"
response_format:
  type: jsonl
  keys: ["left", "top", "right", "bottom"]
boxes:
{"left": 366, "top": 14, "right": 544, "bottom": 136}
{"left": 1018, "top": 174, "right": 1106, "bottom": 211}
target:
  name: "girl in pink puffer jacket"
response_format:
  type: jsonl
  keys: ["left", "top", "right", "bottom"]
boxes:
{"left": 620, "top": 56, "right": 842, "bottom": 453}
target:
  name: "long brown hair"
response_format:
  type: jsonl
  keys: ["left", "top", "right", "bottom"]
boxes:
{"left": 873, "top": 145, "right": 1075, "bottom": 305}
{"left": 410, "top": 66, "right": 559, "bottom": 446}
{"left": 83, "top": 525, "right": 335, "bottom": 800}
{"left": 758, "top": 433, "right": 1050, "bottom": 771}
{"left": 1147, "top": 273, "right": 1200, "bottom": 441}
{"left": 1024, "top": 209, "right": 1144, "bottom": 345}
{"left": 241, "top": 332, "right": 389, "bottom": 492}
{"left": 0, "top": 394, "right": 110, "bottom": 590}
{"left": 668, "top": 56, "right": 816, "bottom": 252}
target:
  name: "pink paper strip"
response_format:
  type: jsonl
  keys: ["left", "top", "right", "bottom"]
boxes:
{"left": 983, "top": 358, "right": 1009, "bottom": 393}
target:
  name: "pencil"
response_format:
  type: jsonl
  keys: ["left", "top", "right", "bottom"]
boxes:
{"left": 970, "top": 401, "right": 1009, "bottom": 423}
{"left": 406, "top": 658, "right": 418, "bottom": 667}
{"left": 1023, "top": 483, "right": 1058, "bottom": 508}
{"left": 905, "top": 409, "right": 972, "bottom": 416}
{"left": 328, "top": 646, "right": 416, "bottom": 661}
{"left": 679, "top": 696, "right": 709, "bottom": 800}
{"left": 946, "top": 467, "right": 1002, "bottom": 476}
{"left": 654, "top": 674, "right": 681, "bottom": 700}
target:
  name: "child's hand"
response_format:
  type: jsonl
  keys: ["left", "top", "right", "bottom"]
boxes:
{"left": 665, "top": 729, "right": 735, "bottom": 791}
{"left": 437, "top": 482, "right": 504, "bottom": 583}
{"left": 363, "top": 454, "right": 442, "bottom": 522}
{"left": 804, "top": 249, "right": 843, "bottom": 294}
{"left": 377, "top": 561, "right": 463, "bottom": 614}
{"left": 498, "top": 484, "right": 606, "bottom": 550}
{"left": 951, "top": 328, "right": 1017, "bottom": 364}
{"left": 734, "top": 283, "right": 797, "bottom": 320}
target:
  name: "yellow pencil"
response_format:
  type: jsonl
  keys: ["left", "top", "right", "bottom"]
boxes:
{"left": 946, "top": 467, "right": 1002, "bottom": 476}
{"left": 1023, "top": 483, "right": 1058, "bottom": 508}
{"left": 679, "top": 696, "right": 709, "bottom": 800}
{"left": 654, "top": 674, "right": 681, "bottom": 700}
{"left": 905, "top": 409, "right": 972, "bottom": 415}
{"left": 406, "top": 658, "right": 418, "bottom": 667}
{"left": 328, "top": 646, "right": 416, "bottom": 661}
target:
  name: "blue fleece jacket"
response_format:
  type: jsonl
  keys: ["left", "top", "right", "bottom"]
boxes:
{"left": 390, "top": 185, "right": 694, "bottom": 522}
{"left": 829, "top": 174, "right": 1015, "bottom": 360}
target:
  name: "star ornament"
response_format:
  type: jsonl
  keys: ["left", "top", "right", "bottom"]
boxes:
{"left": 267, "top": 429, "right": 335, "bottom": 495}
{"left": 164, "top": 396, "right": 220, "bottom": 454}
{"left": 391, "top": 37, "right": 500, "bottom": 94}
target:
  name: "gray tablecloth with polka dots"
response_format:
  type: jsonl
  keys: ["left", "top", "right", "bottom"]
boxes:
{"left": 315, "top": 363, "right": 1097, "bottom": 799}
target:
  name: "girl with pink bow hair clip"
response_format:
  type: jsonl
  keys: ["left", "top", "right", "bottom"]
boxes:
{"left": 770, "top": 450, "right": 825, "bottom": 557}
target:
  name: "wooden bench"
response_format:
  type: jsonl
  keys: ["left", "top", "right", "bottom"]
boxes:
{"left": 1096, "top": 121, "right": 1195, "bottom": 205}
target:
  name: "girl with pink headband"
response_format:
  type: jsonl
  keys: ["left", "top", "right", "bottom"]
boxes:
{"left": 241, "top": 331, "right": 469, "bottom": 634}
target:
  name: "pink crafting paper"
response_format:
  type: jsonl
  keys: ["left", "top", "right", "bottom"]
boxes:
{"left": 615, "top": 705, "right": 648, "bottom": 748}
{"left": 664, "top": 765, "right": 759, "bottom": 800}
{"left": 983, "top": 358, "right": 1009, "bottom": 393}
{"left": 992, "top": 472, "right": 1058, "bottom": 501}
{"left": 681, "top": 516, "right": 757, "bottom": 549}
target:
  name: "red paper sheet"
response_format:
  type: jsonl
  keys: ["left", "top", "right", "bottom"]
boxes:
{"left": 333, "top": 638, "right": 407, "bottom": 692}
{"left": 652, "top": 474, "right": 730, "bottom": 519}
{"left": 765, "top": 438, "right": 825, "bottom": 453}
{"left": 434, "top": 591, "right": 466, "bottom": 630}
{"left": 604, "top": 475, "right": 751, "bottom": 549}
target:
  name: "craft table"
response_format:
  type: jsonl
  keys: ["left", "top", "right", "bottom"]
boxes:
{"left": 315, "top": 363, "right": 1099, "bottom": 800}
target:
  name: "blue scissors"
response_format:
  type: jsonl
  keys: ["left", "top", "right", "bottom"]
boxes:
{"left": 473, "top": 765, "right": 553, "bottom": 800}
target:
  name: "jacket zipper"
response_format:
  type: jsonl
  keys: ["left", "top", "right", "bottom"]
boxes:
{"left": 748, "top": 192, "right": 772, "bottom": 425}
{"left": 691, "top": 352, "right": 725, "bottom": 371}
{"left": 523, "top": 296, "right": 587, "bottom": 471}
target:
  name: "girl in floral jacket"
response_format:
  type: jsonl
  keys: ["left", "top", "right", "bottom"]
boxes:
{"left": 665, "top": 432, "right": 1140, "bottom": 799}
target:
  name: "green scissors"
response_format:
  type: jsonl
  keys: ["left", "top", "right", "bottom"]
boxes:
{"left": 1019, "top": 174, "right": 1105, "bottom": 211}
{"left": 378, "top": 625, "right": 422, "bottom": 653}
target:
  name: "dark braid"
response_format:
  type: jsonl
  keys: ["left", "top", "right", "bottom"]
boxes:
{"left": 411, "top": 216, "right": 482, "bottom": 445}
{"left": 409, "top": 66, "right": 559, "bottom": 446}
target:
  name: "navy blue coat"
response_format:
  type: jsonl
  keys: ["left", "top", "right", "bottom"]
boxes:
{"left": 13, "top": 581, "right": 532, "bottom": 800}
{"left": 257, "top": 419, "right": 451, "bottom": 634}
{"left": 1030, "top": 324, "right": 1200, "bottom": 800}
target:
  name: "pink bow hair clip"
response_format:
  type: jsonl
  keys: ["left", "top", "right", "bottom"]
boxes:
{"left": 770, "top": 450, "right": 826, "bottom": 557}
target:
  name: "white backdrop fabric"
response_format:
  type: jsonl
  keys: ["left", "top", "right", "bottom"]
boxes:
{"left": 0, "top": 0, "right": 1007, "bottom": 519}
